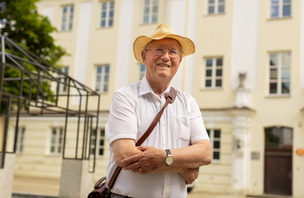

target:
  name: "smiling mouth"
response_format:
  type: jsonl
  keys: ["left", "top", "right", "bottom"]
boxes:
{"left": 157, "top": 64, "right": 170, "bottom": 68}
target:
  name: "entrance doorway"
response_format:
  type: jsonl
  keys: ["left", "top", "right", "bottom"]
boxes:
{"left": 264, "top": 127, "right": 293, "bottom": 195}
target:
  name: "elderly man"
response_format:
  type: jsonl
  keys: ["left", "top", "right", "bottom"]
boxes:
{"left": 105, "top": 23, "right": 212, "bottom": 198}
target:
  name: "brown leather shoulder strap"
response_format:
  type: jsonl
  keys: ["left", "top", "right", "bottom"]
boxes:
{"left": 108, "top": 87, "right": 177, "bottom": 189}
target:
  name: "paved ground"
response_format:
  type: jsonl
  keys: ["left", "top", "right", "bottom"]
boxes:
{"left": 187, "top": 191, "right": 247, "bottom": 198}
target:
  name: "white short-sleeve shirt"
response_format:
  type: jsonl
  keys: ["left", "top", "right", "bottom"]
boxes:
{"left": 105, "top": 76, "right": 209, "bottom": 198}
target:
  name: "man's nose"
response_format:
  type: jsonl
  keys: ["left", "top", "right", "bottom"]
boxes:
{"left": 160, "top": 50, "right": 170, "bottom": 60}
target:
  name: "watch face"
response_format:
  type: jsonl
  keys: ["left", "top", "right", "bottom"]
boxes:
{"left": 166, "top": 156, "right": 174, "bottom": 165}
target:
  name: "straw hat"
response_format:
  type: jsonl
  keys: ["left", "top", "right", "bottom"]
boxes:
{"left": 133, "top": 23, "right": 195, "bottom": 63}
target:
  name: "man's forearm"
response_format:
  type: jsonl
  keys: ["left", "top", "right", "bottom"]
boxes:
{"left": 170, "top": 140, "right": 212, "bottom": 169}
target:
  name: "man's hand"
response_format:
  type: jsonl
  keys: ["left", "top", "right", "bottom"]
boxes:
{"left": 179, "top": 168, "right": 199, "bottom": 184}
{"left": 122, "top": 146, "right": 166, "bottom": 174}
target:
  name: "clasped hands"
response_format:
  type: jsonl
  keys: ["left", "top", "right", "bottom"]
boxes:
{"left": 121, "top": 145, "right": 199, "bottom": 184}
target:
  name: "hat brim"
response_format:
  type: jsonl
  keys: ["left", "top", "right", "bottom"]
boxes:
{"left": 133, "top": 34, "right": 195, "bottom": 63}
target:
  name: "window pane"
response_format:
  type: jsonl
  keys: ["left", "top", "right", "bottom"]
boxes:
{"left": 219, "top": 0, "right": 225, "bottom": 2}
{"left": 152, "top": 15, "right": 157, "bottom": 23}
{"left": 269, "top": 54, "right": 278, "bottom": 65}
{"left": 282, "top": 53, "right": 291, "bottom": 66}
{"left": 216, "top": 79, "right": 222, "bottom": 87}
{"left": 100, "top": 130, "right": 105, "bottom": 137}
{"left": 105, "top": 66, "right": 110, "bottom": 73}
{"left": 109, "top": 11, "right": 114, "bottom": 17}
{"left": 103, "top": 84, "right": 108, "bottom": 92}
{"left": 101, "top": 20, "right": 106, "bottom": 27}
{"left": 99, "top": 148, "right": 104, "bottom": 155}
{"left": 214, "top": 141, "right": 220, "bottom": 149}
{"left": 281, "top": 82, "right": 290, "bottom": 94}
{"left": 109, "top": 20, "right": 113, "bottom": 27}
{"left": 206, "top": 130, "right": 210, "bottom": 137}
{"left": 271, "top": 6, "right": 279, "bottom": 18}
{"left": 205, "top": 80, "right": 212, "bottom": 87}
{"left": 96, "top": 85, "right": 100, "bottom": 91}
{"left": 281, "top": 68, "right": 290, "bottom": 80}
{"left": 216, "top": 69, "right": 222, "bottom": 77}
{"left": 270, "top": 69, "right": 277, "bottom": 79}
{"left": 209, "top": 0, "right": 215, "bottom": 3}
{"left": 265, "top": 127, "right": 293, "bottom": 149}
{"left": 213, "top": 152, "right": 220, "bottom": 160}
{"left": 206, "top": 59, "right": 213, "bottom": 67}
{"left": 208, "top": 6, "right": 215, "bottom": 14}
{"left": 96, "top": 76, "right": 101, "bottom": 83}
{"left": 218, "top": 5, "right": 225, "bottom": 13}
{"left": 104, "top": 75, "right": 109, "bottom": 82}
{"left": 97, "top": 67, "right": 102, "bottom": 73}
{"left": 269, "top": 83, "right": 277, "bottom": 93}
{"left": 50, "top": 146, "right": 55, "bottom": 153}
{"left": 99, "top": 139, "right": 104, "bottom": 146}
{"left": 272, "top": 0, "right": 279, "bottom": 3}
{"left": 216, "top": 58, "right": 223, "bottom": 66}
{"left": 283, "top": 5, "right": 291, "bottom": 17}
{"left": 206, "top": 70, "right": 212, "bottom": 77}
{"left": 214, "top": 130, "right": 221, "bottom": 138}
{"left": 283, "top": 0, "right": 291, "bottom": 2}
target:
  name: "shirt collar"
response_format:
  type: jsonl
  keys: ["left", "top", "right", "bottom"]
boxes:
{"left": 139, "top": 76, "right": 172, "bottom": 97}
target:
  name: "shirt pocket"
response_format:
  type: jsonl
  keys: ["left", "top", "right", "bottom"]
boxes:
{"left": 173, "top": 116, "right": 190, "bottom": 144}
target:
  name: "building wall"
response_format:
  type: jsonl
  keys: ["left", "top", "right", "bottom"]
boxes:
{"left": 5, "top": 0, "right": 304, "bottom": 197}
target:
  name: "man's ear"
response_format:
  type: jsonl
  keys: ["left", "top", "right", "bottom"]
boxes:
{"left": 141, "top": 50, "right": 146, "bottom": 63}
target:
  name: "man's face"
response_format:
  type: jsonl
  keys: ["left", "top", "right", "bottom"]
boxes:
{"left": 142, "top": 38, "right": 182, "bottom": 84}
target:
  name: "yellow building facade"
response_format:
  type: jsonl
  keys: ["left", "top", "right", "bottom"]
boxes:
{"left": 4, "top": 0, "right": 304, "bottom": 197}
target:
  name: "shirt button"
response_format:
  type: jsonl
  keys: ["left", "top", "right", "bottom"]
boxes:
{"left": 164, "top": 143, "right": 167, "bottom": 146}
{"left": 165, "top": 186, "right": 168, "bottom": 189}
{"left": 162, "top": 123, "right": 165, "bottom": 126}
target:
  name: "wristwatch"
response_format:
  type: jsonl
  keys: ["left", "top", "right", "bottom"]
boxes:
{"left": 165, "top": 149, "right": 174, "bottom": 166}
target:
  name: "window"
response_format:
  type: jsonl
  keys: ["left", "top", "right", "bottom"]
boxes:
{"left": 61, "top": 5, "right": 74, "bottom": 31}
{"left": 143, "top": 0, "right": 158, "bottom": 24}
{"left": 269, "top": 52, "right": 291, "bottom": 95}
{"left": 204, "top": 57, "right": 223, "bottom": 89}
{"left": 96, "top": 65, "right": 110, "bottom": 93}
{"left": 90, "top": 129, "right": 105, "bottom": 157}
{"left": 100, "top": 1, "right": 115, "bottom": 28}
{"left": 139, "top": 64, "right": 146, "bottom": 80}
{"left": 270, "top": 0, "right": 291, "bottom": 18}
{"left": 207, "top": 129, "right": 221, "bottom": 161}
{"left": 208, "top": 0, "right": 225, "bottom": 15}
{"left": 60, "top": 67, "right": 69, "bottom": 93}
{"left": 16, "top": 127, "right": 25, "bottom": 154}
{"left": 50, "top": 127, "right": 63, "bottom": 155}
{"left": 265, "top": 127, "right": 293, "bottom": 149}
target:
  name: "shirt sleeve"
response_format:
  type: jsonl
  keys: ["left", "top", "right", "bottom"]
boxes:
{"left": 106, "top": 89, "right": 137, "bottom": 146}
{"left": 189, "top": 98, "right": 210, "bottom": 144}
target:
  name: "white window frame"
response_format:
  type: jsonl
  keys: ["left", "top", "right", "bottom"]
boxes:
{"left": 207, "top": 0, "right": 225, "bottom": 15}
{"left": 268, "top": 52, "right": 291, "bottom": 96}
{"left": 90, "top": 129, "right": 105, "bottom": 157}
{"left": 60, "top": 5, "right": 74, "bottom": 31}
{"left": 16, "top": 127, "right": 26, "bottom": 154}
{"left": 270, "top": 0, "right": 292, "bottom": 19}
{"left": 49, "top": 127, "right": 63, "bottom": 155}
{"left": 138, "top": 63, "right": 146, "bottom": 80}
{"left": 100, "top": 1, "right": 115, "bottom": 28}
{"left": 95, "top": 65, "right": 110, "bottom": 93}
{"left": 142, "top": 0, "right": 158, "bottom": 24}
{"left": 203, "top": 57, "right": 223, "bottom": 89}
{"left": 59, "top": 67, "right": 69, "bottom": 93}
{"left": 207, "top": 129, "right": 221, "bottom": 162}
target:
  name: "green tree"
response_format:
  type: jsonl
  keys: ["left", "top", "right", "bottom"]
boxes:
{"left": 0, "top": 0, "right": 67, "bottom": 112}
